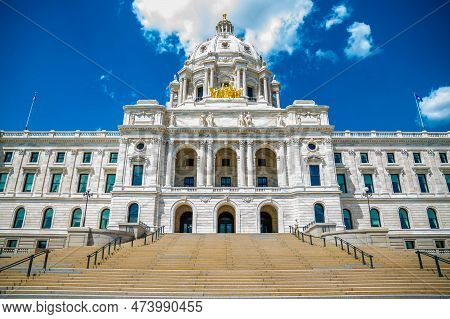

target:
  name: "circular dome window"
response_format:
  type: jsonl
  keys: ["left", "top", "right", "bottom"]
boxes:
{"left": 307, "top": 143, "right": 317, "bottom": 151}
{"left": 221, "top": 42, "right": 229, "bottom": 48}
{"left": 136, "top": 142, "right": 145, "bottom": 151}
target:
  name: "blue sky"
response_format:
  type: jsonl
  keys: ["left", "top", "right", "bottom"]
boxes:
{"left": 0, "top": 0, "right": 449, "bottom": 132}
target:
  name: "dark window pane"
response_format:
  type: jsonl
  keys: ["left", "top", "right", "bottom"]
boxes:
{"left": 221, "top": 177, "right": 231, "bottom": 187}
{"left": 405, "top": 241, "right": 415, "bottom": 249}
{"left": 363, "top": 174, "right": 374, "bottom": 193}
{"left": 71, "top": 208, "right": 82, "bottom": 227}
{"left": 399, "top": 208, "right": 410, "bottom": 229}
{"left": 334, "top": 153, "right": 342, "bottom": 164}
{"left": 413, "top": 152, "right": 421, "bottom": 163}
{"left": 30, "top": 152, "right": 39, "bottom": 163}
{"left": 435, "top": 240, "right": 445, "bottom": 249}
{"left": 360, "top": 153, "right": 369, "bottom": 163}
{"left": 105, "top": 174, "right": 116, "bottom": 193}
{"left": 6, "top": 240, "right": 18, "bottom": 248}
{"left": 370, "top": 209, "right": 381, "bottom": 227}
{"left": 77, "top": 174, "right": 89, "bottom": 193}
{"left": 184, "top": 176, "right": 195, "bottom": 187}
{"left": 427, "top": 208, "right": 439, "bottom": 229}
{"left": 387, "top": 153, "right": 395, "bottom": 164}
{"left": 132, "top": 165, "right": 143, "bottom": 186}
{"left": 36, "top": 240, "right": 48, "bottom": 249}
{"left": 0, "top": 173, "right": 7, "bottom": 192}
{"left": 417, "top": 174, "right": 429, "bottom": 193}
{"left": 100, "top": 209, "right": 110, "bottom": 229}
{"left": 41, "top": 208, "right": 54, "bottom": 229}
{"left": 390, "top": 174, "right": 402, "bottom": 193}
{"left": 185, "top": 158, "right": 195, "bottom": 166}
{"left": 13, "top": 208, "right": 25, "bottom": 228}
{"left": 222, "top": 158, "right": 231, "bottom": 167}
{"left": 439, "top": 153, "right": 448, "bottom": 163}
{"left": 337, "top": 174, "right": 347, "bottom": 193}
{"left": 309, "top": 165, "right": 321, "bottom": 186}
{"left": 314, "top": 204, "right": 325, "bottom": 223}
{"left": 50, "top": 173, "right": 62, "bottom": 193}
{"left": 257, "top": 177, "right": 268, "bottom": 187}
{"left": 23, "top": 173, "right": 35, "bottom": 192}
{"left": 56, "top": 152, "right": 65, "bottom": 163}
{"left": 257, "top": 158, "right": 266, "bottom": 167}
{"left": 109, "top": 152, "right": 118, "bottom": 163}
{"left": 82, "top": 152, "right": 92, "bottom": 163}
{"left": 343, "top": 209, "right": 353, "bottom": 230}
{"left": 128, "top": 203, "right": 139, "bottom": 223}
{"left": 4, "top": 152, "right": 13, "bottom": 163}
{"left": 446, "top": 174, "right": 450, "bottom": 192}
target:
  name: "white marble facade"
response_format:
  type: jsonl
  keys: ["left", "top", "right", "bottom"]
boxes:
{"left": 0, "top": 16, "right": 449, "bottom": 250}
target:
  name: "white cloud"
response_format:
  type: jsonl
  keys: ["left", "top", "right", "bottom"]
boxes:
{"left": 315, "top": 49, "right": 338, "bottom": 63}
{"left": 324, "top": 4, "right": 350, "bottom": 30}
{"left": 132, "top": 0, "right": 313, "bottom": 56}
{"left": 344, "top": 22, "right": 374, "bottom": 59}
{"left": 420, "top": 87, "right": 450, "bottom": 126}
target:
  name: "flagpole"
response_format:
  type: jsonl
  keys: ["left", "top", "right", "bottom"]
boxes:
{"left": 414, "top": 93, "right": 425, "bottom": 131}
{"left": 25, "top": 92, "right": 37, "bottom": 131}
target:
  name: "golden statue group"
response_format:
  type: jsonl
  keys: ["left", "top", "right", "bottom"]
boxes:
{"left": 209, "top": 83, "right": 243, "bottom": 98}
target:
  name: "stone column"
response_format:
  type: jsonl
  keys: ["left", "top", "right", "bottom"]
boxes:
{"left": 210, "top": 68, "right": 214, "bottom": 89}
{"left": 179, "top": 78, "right": 184, "bottom": 103}
{"left": 238, "top": 141, "right": 246, "bottom": 187}
{"left": 197, "top": 141, "right": 206, "bottom": 186}
{"left": 169, "top": 91, "right": 174, "bottom": 108}
{"left": 247, "top": 140, "right": 255, "bottom": 187}
{"left": 165, "top": 140, "right": 174, "bottom": 187}
{"left": 149, "top": 139, "right": 160, "bottom": 185}
{"left": 242, "top": 68, "right": 247, "bottom": 96}
{"left": 182, "top": 78, "right": 188, "bottom": 103}
{"left": 277, "top": 141, "right": 287, "bottom": 187}
{"left": 276, "top": 91, "right": 280, "bottom": 108}
{"left": 204, "top": 69, "right": 209, "bottom": 97}
{"left": 293, "top": 138, "right": 302, "bottom": 186}
{"left": 263, "top": 77, "right": 268, "bottom": 102}
{"left": 206, "top": 140, "right": 213, "bottom": 187}
{"left": 236, "top": 68, "right": 241, "bottom": 89}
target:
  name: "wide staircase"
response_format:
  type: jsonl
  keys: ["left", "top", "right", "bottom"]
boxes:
{"left": 1, "top": 234, "right": 449, "bottom": 297}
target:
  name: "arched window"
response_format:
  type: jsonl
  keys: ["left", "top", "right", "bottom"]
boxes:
{"left": 314, "top": 203, "right": 325, "bottom": 223}
{"left": 128, "top": 203, "right": 139, "bottom": 223}
{"left": 12, "top": 207, "right": 25, "bottom": 228}
{"left": 70, "top": 208, "right": 82, "bottom": 227}
{"left": 41, "top": 208, "right": 54, "bottom": 229}
{"left": 399, "top": 208, "right": 410, "bottom": 229}
{"left": 342, "top": 209, "right": 353, "bottom": 230}
{"left": 427, "top": 208, "right": 439, "bottom": 229}
{"left": 100, "top": 209, "right": 110, "bottom": 229}
{"left": 370, "top": 208, "right": 381, "bottom": 227}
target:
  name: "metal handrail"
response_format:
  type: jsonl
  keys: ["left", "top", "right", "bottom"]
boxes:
{"left": 142, "top": 226, "right": 165, "bottom": 246}
{"left": 302, "top": 221, "right": 316, "bottom": 232}
{"left": 333, "top": 236, "right": 374, "bottom": 269}
{"left": 0, "top": 249, "right": 50, "bottom": 278}
{"left": 415, "top": 250, "right": 450, "bottom": 277}
{"left": 289, "top": 226, "right": 327, "bottom": 247}
{"left": 86, "top": 237, "right": 122, "bottom": 269}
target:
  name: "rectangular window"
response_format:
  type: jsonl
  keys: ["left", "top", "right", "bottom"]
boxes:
{"left": 413, "top": 152, "right": 421, "bottom": 164}
{"left": 387, "top": 152, "right": 395, "bottom": 164}
{"left": 446, "top": 174, "right": 450, "bottom": 192}
{"left": 309, "top": 165, "right": 321, "bottom": 186}
{"left": 363, "top": 174, "right": 374, "bottom": 193}
{"left": 417, "top": 174, "right": 429, "bottom": 193}
{"left": 257, "top": 177, "right": 268, "bottom": 187}
{"left": 132, "top": 165, "right": 143, "bottom": 186}
{"left": 247, "top": 87, "right": 254, "bottom": 98}
{"left": 29, "top": 152, "right": 39, "bottom": 163}
{"left": 337, "top": 174, "right": 347, "bottom": 193}
{"left": 3, "top": 151, "right": 13, "bottom": 163}
{"left": 184, "top": 176, "right": 195, "bottom": 187}
{"left": 6, "top": 239, "right": 18, "bottom": 248}
{"left": 334, "top": 153, "right": 342, "bottom": 164}
{"left": 22, "top": 173, "right": 35, "bottom": 192}
{"left": 185, "top": 158, "right": 194, "bottom": 167}
{"left": 36, "top": 240, "right": 48, "bottom": 249}
{"left": 360, "top": 153, "right": 369, "bottom": 164}
{"left": 82, "top": 152, "right": 92, "bottom": 163}
{"left": 49, "top": 173, "right": 62, "bottom": 193}
{"left": 221, "top": 177, "right": 231, "bottom": 187}
{"left": 0, "top": 173, "right": 7, "bottom": 192}
{"left": 439, "top": 152, "right": 448, "bottom": 163}
{"left": 105, "top": 174, "right": 116, "bottom": 193}
{"left": 222, "top": 158, "right": 231, "bottom": 167}
{"left": 435, "top": 240, "right": 445, "bottom": 249}
{"left": 109, "top": 152, "right": 118, "bottom": 163}
{"left": 55, "top": 152, "right": 65, "bottom": 163}
{"left": 390, "top": 174, "right": 402, "bottom": 193}
{"left": 77, "top": 174, "right": 89, "bottom": 193}
{"left": 257, "top": 159, "right": 266, "bottom": 167}
{"left": 405, "top": 241, "right": 415, "bottom": 250}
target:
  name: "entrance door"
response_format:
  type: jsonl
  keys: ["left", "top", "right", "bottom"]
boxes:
{"left": 260, "top": 212, "right": 272, "bottom": 233}
{"left": 179, "top": 212, "right": 193, "bottom": 233}
{"left": 218, "top": 212, "right": 234, "bottom": 233}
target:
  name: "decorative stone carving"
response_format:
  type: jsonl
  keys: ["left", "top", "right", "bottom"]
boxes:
{"left": 401, "top": 149, "right": 409, "bottom": 156}
{"left": 18, "top": 150, "right": 25, "bottom": 155}
{"left": 375, "top": 149, "right": 382, "bottom": 156}
{"left": 243, "top": 197, "right": 253, "bottom": 203}
{"left": 427, "top": 149, "right": 435, "bottom": 156}
{"left": 128, "top": 155, "right": 150, "bottom": 167}
{"left": 169, "top": 112, "right": 176, "bottom": 127}
{"left": 296, "top": 113, "right": 301, "bottom": 125}
{"left": 45, "top": 150, "right": 52, "bottom": 155}
{"left": 132, "top": 112, "right": 155, "bottom": 125}
{"left": 98, "top": 150, "right": 104, "bottom": 155}
{"left": 348, "top": 150, "right": 356, "bottom": 156}
{"left": 200, "top": 197, "right": 211, "bottom": 203}
{"left": 238, "top": 112, "right": 253, "bottom": 127}
{"left": 276, "top": 113, "right": 285, "bottom": 127}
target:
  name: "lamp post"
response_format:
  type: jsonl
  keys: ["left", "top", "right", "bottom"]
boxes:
{"left": 82, "top": 189, "right": 93, "bottom": 227}
{"left": 362, "top": 186, "right": 372, "bottom": 216}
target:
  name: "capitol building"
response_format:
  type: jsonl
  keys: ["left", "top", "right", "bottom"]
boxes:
{"left": 0, "top": 15, "right": 449, "bottom": 253}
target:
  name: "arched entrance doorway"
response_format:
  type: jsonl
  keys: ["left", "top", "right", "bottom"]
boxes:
{"left": 218, "top": 212, "right": 234, "bottom": 233}
{"left": 260, "top": 212, "right": 272, "bottom": 233}
{"left": 179, "top": 212, "right": 192, "bottom": 233}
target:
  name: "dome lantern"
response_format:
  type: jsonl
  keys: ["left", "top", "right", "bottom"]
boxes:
{"left": 216, "top": 13, "right": 234, "bottom": 35}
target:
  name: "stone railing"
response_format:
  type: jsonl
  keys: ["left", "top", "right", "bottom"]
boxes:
{"left": 168, "top": 187, "right": 283, "bottom": 193}
{"left": 0, "top": 247, "right": 33, "bottom": 256}
{"left": 0, "top": 130, "right": 121, "bottom": 138}
{"left": 333, "top": 131, "right": 450, "bottom": 139}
